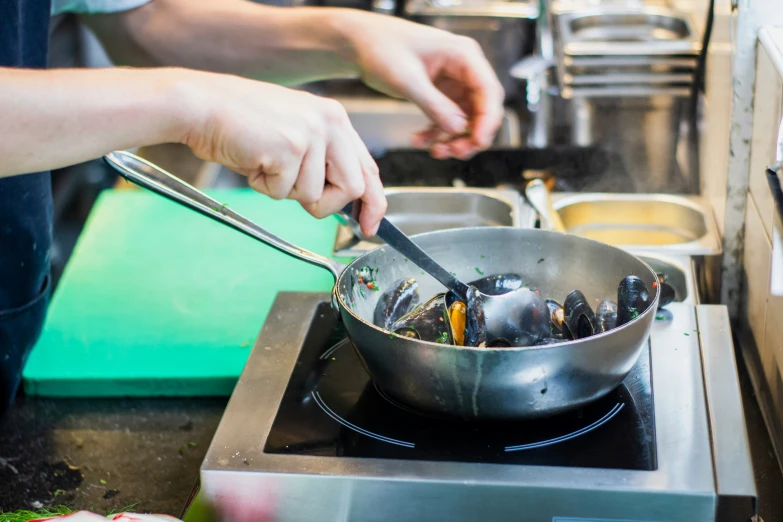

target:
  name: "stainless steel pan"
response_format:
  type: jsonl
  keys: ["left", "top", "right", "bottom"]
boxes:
{"left": 105, "top": 151, "right": 660, "bottom": 420}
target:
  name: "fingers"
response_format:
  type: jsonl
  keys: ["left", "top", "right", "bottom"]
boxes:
{"left": 289, "top": 139, "right": 326, "bottom": 204}
{"left": 458, "top": 40, "right": 505, "bottom": 148}
{"left": 349, "top": 127, "right": 386, "bottom": 236}
{"left": 300, "top": 125, "right": 364, "bottom": 221}
{"left": 394, "top": 64, "right": 469, "bottom": 137}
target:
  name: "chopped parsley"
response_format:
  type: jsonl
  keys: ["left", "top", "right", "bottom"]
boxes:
{"left": 435, "top": 331, "right": 450, "bottom": 344}
{"left": 538, "top": 258, "right": 545, "bottom": 264}
{"left": 475, "top": 267, "right": 485, "bottom": 276}
{"left": 655, "top": 315, "right": 665, "bottom": 321}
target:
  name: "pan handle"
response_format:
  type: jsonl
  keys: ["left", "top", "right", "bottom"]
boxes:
{"left": 104, "top": 150, "right": 346, "bottom": 280}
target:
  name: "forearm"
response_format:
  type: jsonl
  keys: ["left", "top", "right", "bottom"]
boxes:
{"left": 82, "top": 0, "right": 362, "bottom": 86}
{"left": 0, "top": 67, "right": 194, "bottom": 177}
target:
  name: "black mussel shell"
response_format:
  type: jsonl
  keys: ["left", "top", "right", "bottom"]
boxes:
{"left": 467, "top": 273, "right": 525, "bottom": 296}
{"left": 393, "top": 326, "right": 420, "bottom": 339}
{"left": 658, "top": 282, "right": 676, "bottom": 309}
{"left": 617, "top": 275, "right": 651, "bottom": 326}
{"left": 486, "top": 338, "right": 512, "bottom": 348}
{"left": 595, "top": 299, "right": 618, "bottom": 333}
{"left": 374, "top": 278, "right": 419, "bottom": 329}
{"left": 445, "top": 273, "right": 525, "bottom": 309}
{"left": 465, "top": 285, "right": 487, "bottom": 347}
{"left": 546, "top": 299, "right": 573, "bottom": 340}
{"left": 564, "top": 290, "right": 596, "bottom": 339}
{"left": 390, "top": 293, "right": 450, "bottom": 344}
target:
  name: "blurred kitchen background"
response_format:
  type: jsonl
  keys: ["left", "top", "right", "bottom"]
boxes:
{"left": 47, "top": 0, "right": 783, "bottom": 483}
{"left": 49, "top": 0, "right": 722, "bottom": 286}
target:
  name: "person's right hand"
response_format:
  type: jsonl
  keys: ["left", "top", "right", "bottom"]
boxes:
{"left": 177, "top": 70, "right": 386, "bottom": 236}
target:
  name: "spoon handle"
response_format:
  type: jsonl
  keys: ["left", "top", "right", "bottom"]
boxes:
{"left": 342, "top": 203, "right": 470, "bottom": 299}
{"left": 105, "top": 150, "right": 345, "bottom": 279}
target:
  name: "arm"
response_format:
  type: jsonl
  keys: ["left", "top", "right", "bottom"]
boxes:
{"left": 0, "top": 66, "right": 384, "bottom": 235}
{"left": 81, "top": 2, "right": 360, "bottom": 86}
{"left": 0, "top": 67, "right": 189, "bottom": 177}
{"left": 82, "top": 0, "right": 505, "bottom": 159}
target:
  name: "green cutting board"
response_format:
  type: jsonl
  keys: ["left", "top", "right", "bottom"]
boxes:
{"left": 23, "top": 189, "right": 345, "bottom": 397}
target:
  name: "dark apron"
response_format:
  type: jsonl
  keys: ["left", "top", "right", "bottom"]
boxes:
{"left": 0, "top": 0, "right": 54, "bottom": 415}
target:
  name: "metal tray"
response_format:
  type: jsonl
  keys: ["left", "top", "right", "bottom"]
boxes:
{"left": 550, "top": 193, "right": 722, "bottom": 256}
{"left": 555, "top": 7, "right": 702, "bottom": 57}
{"left": 333, "top": 188, "right": 534, "bottom": 258}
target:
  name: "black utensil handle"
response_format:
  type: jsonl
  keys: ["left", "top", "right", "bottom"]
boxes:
{"left": 341, "top": 202, "right": 470, "bottom": 299}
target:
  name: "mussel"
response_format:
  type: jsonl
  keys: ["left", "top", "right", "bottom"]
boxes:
{"left": 373, "top": 278, "right": 419, "bottom": 329}
{"left": 446, "top": 300, "right": 467, "bottom": 346}
{"left": 656, "top": 273, "right": 676, "bottom": 310}
{"left": 546, "top": 299, "right": 572, "bottom": 340}
{"left": 465, "top": 285, "right": 487, "bottom": 347}
{"left": 390, "top": 293, "right": 450, "bottom": 344}
{"left": 617, "top": 276, "right": 651, "bottom": 326}
{"left": 468, "top": 273, "right": 525, "bottom": 296}
{"left": 563, "top": 290, "right": 596, "bottom": 339}
{"left": 595, "top": 299, "right": 618, "bottom": 333}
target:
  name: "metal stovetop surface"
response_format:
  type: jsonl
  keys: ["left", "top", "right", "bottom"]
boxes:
{"left": 200, "top": 293, "right": 756, "bottom": 522}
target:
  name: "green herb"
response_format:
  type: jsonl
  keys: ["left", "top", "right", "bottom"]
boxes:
{"left": 178, "top": 445, "right": 185, "bottom": 455}
{"left": 449, "top": 272, "right": 456, "bottom": 277}
{"left": 475, "top": 267, "right": 485, "bottom": 276}
{"left": 404, "top": 258, "right": 409, "bottom": 262}
{"left": 220, "top": 203, "right": 228, "bottom": 212}
{"left": 538, "top": 258, "right": 545, "bottom": 264}
{"left": 435, "top": 331, "right": 450, "bottom": 344}
{"left": 684, "top": 333, "right": 690, "bottom": 336}
{"left": 100, "top": 479, "right": 107, "bottom": 485}
{"left": 389, "top": 332, "right": 396, "bottom": 339}
{"left": 188, "top": 441, "right": 197, "bottom": 447}
{"left": 480, "top": 255, "right": 486, "bottom": 259}
{"left": 210, "top": 206, "right": 217, "bottom": 212}
{"left": 359, "top": 286, "right": 365, "bottom": 299}
{"left": 0, "top": 505, "right": 75, "bottom": 522}
{"left": 52, "top": 489, "right": 66, "bottom": 497}
{"left": 655, "top": 315, "right": 665, "bottom": 321}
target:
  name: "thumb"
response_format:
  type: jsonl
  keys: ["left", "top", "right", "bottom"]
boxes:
{"left": 404, "top": 79, "right": 468, "bottom": 137}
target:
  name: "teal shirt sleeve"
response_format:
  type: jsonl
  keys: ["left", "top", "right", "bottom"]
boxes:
{"left": 51, "top": 0, "right": 154, "bottom": 15}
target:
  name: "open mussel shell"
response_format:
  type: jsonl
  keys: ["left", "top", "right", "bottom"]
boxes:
{"left": 655, "top": 274, "right": 676, "bottom": 310}
{"left": 595, "top": 299, "right": 618, "bottom": 333}
{"left": 374, "top": 278, "right": 419, "bottom": 329}
{"left": 390, "top": 293, "right": 450, "bottom": 344}
{"left": 617, "top": 275, "right": 651, "bottom": 326}
{"left": 564, "top": 290, "right": 596, "bottom": 339}
{"left": 446, "top": 300, "right": 467, "bottom": 346}
{"left": 468, "top": 273, "right": 525, "bottom": 296}
{"left": 546, "top": 299, "right": 572, "bottom": 340}
{"left": 465, "top": 285, "right": 487, "bottom": 347}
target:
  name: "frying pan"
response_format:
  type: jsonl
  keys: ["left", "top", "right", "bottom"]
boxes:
{"left": 104, "top": 151, "right": 660, "bottom": 420}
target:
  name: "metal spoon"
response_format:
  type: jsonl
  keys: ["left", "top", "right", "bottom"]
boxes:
{"left": 103, "top": 150, "right": 546, "bottom": 345}
{"left": 524, "top": 179, "right": 567, "bottom": 233}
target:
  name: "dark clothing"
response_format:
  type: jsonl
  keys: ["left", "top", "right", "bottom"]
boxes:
{"left": 0, "top": 0, "right": 54, "bottom": 415}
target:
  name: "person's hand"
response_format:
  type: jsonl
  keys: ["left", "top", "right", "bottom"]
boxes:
{"left": 177, "top": 70, "right": 386, "bottom": 236}
{"left": 338, "top": 11, "right": 505, "bottom": 160}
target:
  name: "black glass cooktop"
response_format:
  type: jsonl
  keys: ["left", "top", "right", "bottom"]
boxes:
{"left": 264, "top": 305, "right": 657, "bottom": 471}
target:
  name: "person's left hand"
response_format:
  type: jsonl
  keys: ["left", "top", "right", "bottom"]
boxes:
{"left": 338, "top": 11, "right": 505, "bottom": 160}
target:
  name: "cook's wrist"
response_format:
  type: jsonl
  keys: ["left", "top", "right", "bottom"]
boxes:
{"left": 319, "top": 8, "right": 367, "bottom": 74}
{"left": 157, "top": 68, "right": 212, "bottom": 148}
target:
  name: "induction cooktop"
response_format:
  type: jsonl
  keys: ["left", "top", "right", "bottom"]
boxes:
{"left": 263, "top": 315, "right": 656, "bottom": 471}
{"left": 200, "top": 293, "right": 757, "bottom": 522}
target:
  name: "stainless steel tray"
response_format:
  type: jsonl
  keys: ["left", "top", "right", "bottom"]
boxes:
{"left": 555, "top": 6, "right": 702, "bottom": 57}
{"left": 550, "top": 193, "right": 722, "bottom": 256}
{"left": 333, "top": 188, "right": 534, "bottom": 258}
